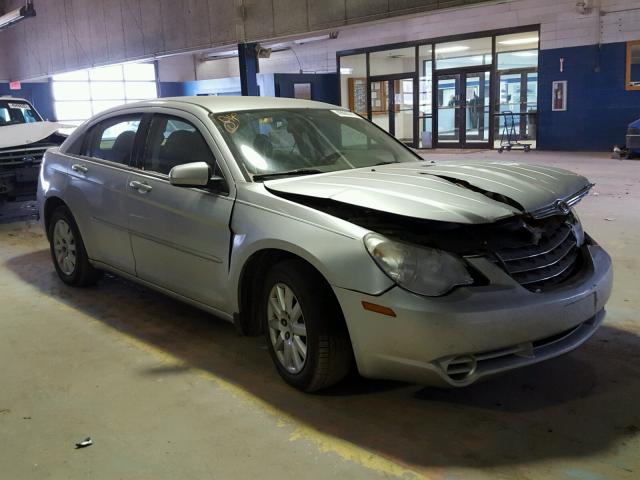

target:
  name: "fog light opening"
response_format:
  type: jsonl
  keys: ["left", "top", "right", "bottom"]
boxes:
{"left": 444, "top": 355, "right": 477, "bottom": 381}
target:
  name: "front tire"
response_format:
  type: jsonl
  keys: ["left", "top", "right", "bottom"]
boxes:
{"left": 261, "top": 260, "right": 352, "bottom": 392}
{"left": 48, "top": 206, "right": 102, "bottom": 287}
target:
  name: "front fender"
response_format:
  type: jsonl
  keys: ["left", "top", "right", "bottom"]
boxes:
{"left": 227, "top": 195, "right": 394, "bottom": 313}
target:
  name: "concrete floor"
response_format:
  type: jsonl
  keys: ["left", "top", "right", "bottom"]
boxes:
{"left": 0, "top": 150, "right": 639, "bottom": 479}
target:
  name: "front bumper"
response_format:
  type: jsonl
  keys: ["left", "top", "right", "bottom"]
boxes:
{"left": 334, "top": 244, "right": 613, "bottom": 386}
{"left": 627, "top": 133, "right": 640, "bottom": 152}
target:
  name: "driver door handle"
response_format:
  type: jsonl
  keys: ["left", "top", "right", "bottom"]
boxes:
{"left": 129, "top": 180, "right": 153, "bottom": 193}
{"left": 71, "top": 163, "right": 88, "bottom": 173}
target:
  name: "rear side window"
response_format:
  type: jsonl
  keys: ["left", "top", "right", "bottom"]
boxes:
{"left": 83, "top": 115, "right": 142, "bottom": 164}
{"left": 142, "top": 115, "right": 217, "bottom": 175}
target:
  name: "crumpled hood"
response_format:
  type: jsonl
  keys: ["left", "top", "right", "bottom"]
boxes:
{"left": 265, "top": 160, "right": 591, "bottom": 224}
{"left": 0, "top": 122, "right": 66, "bottom": 149}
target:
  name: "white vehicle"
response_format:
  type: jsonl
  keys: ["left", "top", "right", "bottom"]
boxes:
{"left": 0, "top": 97, "right": 66, "bottom": 201}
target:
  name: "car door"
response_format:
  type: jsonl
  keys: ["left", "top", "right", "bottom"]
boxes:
{"left": 65, "top": 113, "right": 143, "bottom": 274}
{"left": 125, "top": 111, "right": 234, "bottom": 311}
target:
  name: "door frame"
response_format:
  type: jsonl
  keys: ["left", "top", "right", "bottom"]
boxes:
{"left": 367, "top": 72, "right": 418, "bottom": 147}
{"left": 434, "top": 66, "right": 493, "bottom": 149}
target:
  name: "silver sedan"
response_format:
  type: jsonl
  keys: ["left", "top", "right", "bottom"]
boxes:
{"left": 37, "top": 96, "right": 612, "bottom": 391}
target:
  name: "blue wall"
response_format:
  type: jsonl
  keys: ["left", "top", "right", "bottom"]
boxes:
{"left": 274, "top": 73, "right": 339, "bottom": 105}
{"left": 538, "top": 42, "right": 640, "bottom": 151}
{"left": 0, "top": 81, "right": 56, "bottom": 121}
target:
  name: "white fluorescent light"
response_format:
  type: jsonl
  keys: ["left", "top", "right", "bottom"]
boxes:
{"left": 293, "top": 34, "right": 332, "bottom": 45}
{"left": 498, "top": 36, "right": 539, "bottom": 46}
{"left": 0, "top": 1, "right": 36, "bottom": 30}
{"left": 435, "top": 45, "right": 470, "bottom": 54}
{"left": 340, "top": 67, "right": 354, "bottom": 75}
{"left": 512, "top": 51, "right": 538, "bottom": 57}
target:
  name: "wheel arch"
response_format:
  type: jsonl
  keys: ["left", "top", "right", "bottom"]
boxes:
{"left": 43, "top": 196, "right": 68, "bottom": 239}
{"left": 235, "top": 248, "right": 347, "bottom": 338}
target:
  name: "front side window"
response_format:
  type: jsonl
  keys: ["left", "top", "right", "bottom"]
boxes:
{"left": 211, "top": 108, "right": 419, "bottom": 180}
{"left": 142, "top": 115, "right": 216, "bottom": 175}
{"left": 84, "top": 115, "right": 141, "bottom": 164}
{"left": 0, "top": 100, "right": 42, "bottom": 125}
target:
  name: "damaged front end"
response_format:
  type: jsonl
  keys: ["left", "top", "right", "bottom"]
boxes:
{"left": 0, "top": 132, "right": 66, "bottom": 200}
{"left": 275, "top": 191, "right": 588, "bottom": 293}
{"left": 265, "top": 161, "right": 595, "bottom": 295}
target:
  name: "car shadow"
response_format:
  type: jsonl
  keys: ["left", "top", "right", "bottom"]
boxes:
{"left": 6, "top": 249, "right": 640, "bottom": 471}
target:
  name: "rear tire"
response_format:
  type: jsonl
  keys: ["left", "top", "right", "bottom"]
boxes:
{"left": 48, "top": 205, "right": 102, "bottom": 287}
{"left": 261, "top": 259, "right": 352, "bottom": 392}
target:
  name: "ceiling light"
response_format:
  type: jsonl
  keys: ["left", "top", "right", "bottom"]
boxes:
{"left": 293, "top": 32, "right": 338, "bottom": 45}
{"left": 498, "top": 36, "right": 539, "bottom": 46}
{"left": 0, "top": 0, "right": 35, "bottom": 31}
{"left": 435, "top": 45, "right": 470, "bottom": 54}
{"left": 512, "top": 51, "right": 538, "bottom": 57}
{"left": 340, "top": 67, "right": 354, "bottom": 75}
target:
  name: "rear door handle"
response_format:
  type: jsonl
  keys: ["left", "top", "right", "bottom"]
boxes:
{"left": 129, "top": 180, "right": 153, "bottom": 193}
{"left": 71, "top": 163, "right": 88, "bottom": 173}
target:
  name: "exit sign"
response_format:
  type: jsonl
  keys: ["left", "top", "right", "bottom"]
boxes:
{"left": 9, "top": 81, "right": 21, "bottom": 90}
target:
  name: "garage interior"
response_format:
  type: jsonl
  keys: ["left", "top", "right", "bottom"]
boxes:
{"left": 1, "top": 1, "right": 639, "bottom": 479}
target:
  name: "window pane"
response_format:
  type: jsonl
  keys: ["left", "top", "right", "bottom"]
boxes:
{"left": 497, "top": 50, "right": 538, "bottom": 70}
{"left": 144, "top": 116, "right": 212, "bottom": 175}
{"left": 496, "top": 32, "right": 539, "bottom": 53}
{"left": 125, "top": 82, "right": 157, "bottom": 99}
{"left": 89, "top": 65, "right": 124, "bottom": 81}
{"left": 55, "top": 101, "right": 92, "bottom": 121}
{"left": 92, "top": 100, "right": 126, "bottom": 115}
{"left": 91, "top": 81, "right": 126, "bottom": 100}
{"left": 87, "top": 116, "right": 141, "bottom": 164}
{"left": 52, "top": 70, "right": 89, "bottom": 81}
{"left": 369, "top": 47, "right": 415, "bottom": 76}
{"left": 435, "top": 37, "right": 491, "bottom": 70}
{"left": 53, "top": 81, "right": 90, "bottom": 101}
{"left": 339, "top": 53, "right": 367, "bottom": 115}
{"left": 123, "top": 63, "right": 156, "bottom": 81}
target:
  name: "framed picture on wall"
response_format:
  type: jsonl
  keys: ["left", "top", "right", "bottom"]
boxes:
{"left": 293, "top": 83, "right": 312, "bottom": 100}
{"left": 552, "top": 80, "right": 567, "bottom": 111}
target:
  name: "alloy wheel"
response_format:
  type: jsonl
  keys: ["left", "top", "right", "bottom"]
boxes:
{"left": 52, "top": 219, "right": 77, "bottom": 276}
{"left": 267, "top": 282, "right": 308, "bottom": 374}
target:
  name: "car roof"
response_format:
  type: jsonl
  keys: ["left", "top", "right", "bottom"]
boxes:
{"left": 0, "top": 96, "right": 31, "bottom": 103}
{"left": 121, "top": 96, "right": 342, "bottom": 114}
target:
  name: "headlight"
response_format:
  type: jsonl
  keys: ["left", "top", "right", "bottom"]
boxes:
{"left": 364, "top": 233, "right": 474, "bottom": 296}
{"left": 570, "top": 209, "right": 585, "bottom": 246}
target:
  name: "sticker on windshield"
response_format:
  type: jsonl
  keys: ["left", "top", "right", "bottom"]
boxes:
{"left": 216, "top": 113, "right": 240, "bottom": 133}
{"left": 331, "top": 109, "right": 360, "bottom": 118}
{"left": 8, "top": 103, "right": 29, "bottom": 109}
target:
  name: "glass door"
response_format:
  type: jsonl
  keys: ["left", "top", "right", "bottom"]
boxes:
{"left": 436, "top": 70, "right": 491, "bottom": 148}
{"left": 369, "top": 76, "right": 416, "bottom": 147}
{"left": 436, "top": 74, "right": 461, "bottom": 145}
{"left": 495, "top": 69, "right": 537, "bottom": 148}
{"left": 464, "top": 71, "right": 490, "bottom": 146}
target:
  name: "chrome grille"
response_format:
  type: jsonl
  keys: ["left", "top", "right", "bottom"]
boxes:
{"left": 0, "top": 145, "right": 51, "bottom": 168}
{"left": 493, "top": 223, "right": 581, "bottom": 292}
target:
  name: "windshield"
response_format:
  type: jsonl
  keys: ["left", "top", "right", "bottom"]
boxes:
{"left": 0, "top": 100, "right": 42, "bottom": 126}
{"left": 211, "top": 108, "right": 420, "bottom": 180}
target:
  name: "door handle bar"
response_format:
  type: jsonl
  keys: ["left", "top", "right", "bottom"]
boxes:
{"left": 71, "top": 164, "right": 88, "bottom": 173}
{"left": 129, "top": 180, "right": 153, "bottom": 193}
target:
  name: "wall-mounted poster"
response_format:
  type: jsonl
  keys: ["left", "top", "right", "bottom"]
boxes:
{"left": 293, "top": 83, "right": 311, "bottom": 100}
{"left": 552, "top": 80, "right": 567, "bottom": 111}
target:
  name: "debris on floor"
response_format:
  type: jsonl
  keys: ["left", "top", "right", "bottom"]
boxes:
{"left": 75, "top": 437, "right": 93, "bottom": 449}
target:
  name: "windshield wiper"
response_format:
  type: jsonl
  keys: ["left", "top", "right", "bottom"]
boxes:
{"left": 252, "top": 168, "right": 324, "bottom": 181}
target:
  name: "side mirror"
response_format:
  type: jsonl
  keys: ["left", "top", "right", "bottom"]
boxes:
{"left": 169, "top": 162, "right": 228, "bottom": 192}
{"left": 169, "top": 162, "right": 212, "bottom": 187}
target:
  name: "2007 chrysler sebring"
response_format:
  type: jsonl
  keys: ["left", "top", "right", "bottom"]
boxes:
{"left": 37, "top": 97, "right": 612, "bottom": 392}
